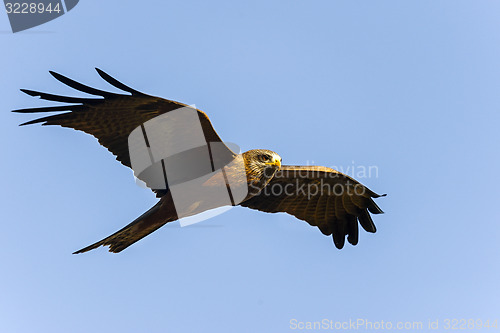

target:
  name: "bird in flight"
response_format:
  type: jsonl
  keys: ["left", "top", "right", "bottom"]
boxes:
{"left": 14, "top": 69, "right": 386, "bottom": 253}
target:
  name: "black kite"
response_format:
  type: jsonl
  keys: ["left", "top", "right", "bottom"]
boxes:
{"left": 14, "top": 69, "right": 385, "bottom": 253}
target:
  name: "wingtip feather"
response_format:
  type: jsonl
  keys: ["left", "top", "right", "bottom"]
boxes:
{"left": 19, "top": 119, "right": 44, "bottom": 126}
{"left": 94, "top": 67, "right": 145, "bottom": 95}
{"left": 48, "top": 70, "right": 60, "bottom": 79}
{"left": 20, "top": 88, "right": 39, "bottom": 97}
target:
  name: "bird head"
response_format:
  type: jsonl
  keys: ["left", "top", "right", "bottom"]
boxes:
{"left": 242, "top": 149, "right": 282, "bottom": 192}
{"left": 243, "top": 149, "right": 281, "bottom": 169}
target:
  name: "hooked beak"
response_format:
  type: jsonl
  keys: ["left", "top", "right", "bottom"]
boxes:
{"left": 266, "top": 157, "right": 281, "bottom": 168}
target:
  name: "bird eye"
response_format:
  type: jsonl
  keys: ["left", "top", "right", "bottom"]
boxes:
{"left": 260, "top": 155, "right": 271, "bottom": 162}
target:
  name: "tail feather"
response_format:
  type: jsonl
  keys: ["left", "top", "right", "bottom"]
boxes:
{"left": 73, "top": 193, "right": 177, "bottom": 254}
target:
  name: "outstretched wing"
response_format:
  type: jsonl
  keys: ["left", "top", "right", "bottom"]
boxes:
{"left": 239, "top": 165, "right": 385, "bottom": 249}
{"left": 15, "top": 69, "right": 238, "bottom": 253}
{"left": 13, "top": 69, "right": 234, "bottom": 195}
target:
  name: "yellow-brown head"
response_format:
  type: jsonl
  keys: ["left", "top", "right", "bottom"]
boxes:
{"left": 242, "top": 149, "right": 282, "bottom": 194}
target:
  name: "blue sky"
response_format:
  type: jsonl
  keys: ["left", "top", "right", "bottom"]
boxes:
{"left": 1, "top": 1, "right": 499, "bottom": 332}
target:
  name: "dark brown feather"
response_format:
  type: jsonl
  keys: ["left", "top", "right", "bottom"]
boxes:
{"left": 14, "top": 69, "right": 235, "bottom": 197}
{"left": 74, "top": 192, "right": 178, "bottom": 253}
{"left": 16, "top": 69, "right": 237, "bottom": 253}
{"left": 240, "top": 165, "right": 385, "bottom": 249}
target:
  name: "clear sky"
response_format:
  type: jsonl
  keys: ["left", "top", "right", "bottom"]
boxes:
{"left": 1, "top": 1, "right": 499, "bottom": 332}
